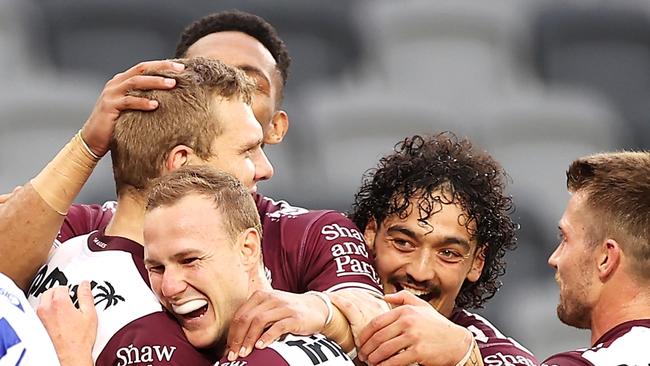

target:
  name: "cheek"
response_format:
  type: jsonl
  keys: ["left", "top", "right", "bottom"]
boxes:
{"left": 374, "top": 245, "right": 405, "bottom": 277}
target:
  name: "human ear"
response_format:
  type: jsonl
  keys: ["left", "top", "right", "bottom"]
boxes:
{"left": 466, "top": 246, "right": 486, "bottom": 283}
{"left": 264, "top": 110, "right": 289, "bottom": 145}
{"left": 363, "top": 219, "right": 378, "bottom": 251}
{"left": 165, "top": 145, "right": 194, "bottom": 173}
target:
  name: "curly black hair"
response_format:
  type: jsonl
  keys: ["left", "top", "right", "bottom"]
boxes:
{"left": 351, "top": 132, "right": 517, "bottom": 309}
{"left": 174, "top": 10, "right": 291, "bottom": 88}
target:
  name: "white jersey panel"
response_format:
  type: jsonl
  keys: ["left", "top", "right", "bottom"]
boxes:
{"left": 27, "top": 233, "right": 162, "bottom": 362}
{"left": 583, "top": 326, "right": 650, "bottom": 365}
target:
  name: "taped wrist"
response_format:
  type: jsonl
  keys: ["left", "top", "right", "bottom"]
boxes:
{"left": 30, "top": 131, "right": 99, "bottom": 215}
{"left": 456, "top": 337, "right": 482, "bottom": 366}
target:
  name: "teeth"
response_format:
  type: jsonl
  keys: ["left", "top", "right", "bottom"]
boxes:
{"left": 172, "top": 299, "right": 208, "bottom": 315}
{"left": 401, "top": 285, "right": 430, "bottom": 296}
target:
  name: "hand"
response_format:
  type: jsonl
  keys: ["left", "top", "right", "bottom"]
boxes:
{"left": 80, "top": 60, "right": 185, "bottom": 157}
{"left": 37, "top": 281, "right": 98, "bottom": 366}
{"left": 226, "top": 289, "right": 330, "bottom": 361}
{"left": 327, "top": 289, "right": 390, "bottom": 347}
{"left": 357, "top": 290, "right": 472, "bottom": 366}
{"left": 0, "top": 186, "right": 22, "bottom": 204}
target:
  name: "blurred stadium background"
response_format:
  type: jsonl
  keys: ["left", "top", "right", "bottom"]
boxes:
{"left": 2, "top": 0, "right": 649, "bottom": 359}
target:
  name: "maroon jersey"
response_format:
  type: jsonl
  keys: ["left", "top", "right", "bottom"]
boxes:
{"left": 59, "top": 195, "right": 382, "bottom": 296}
{"left": 451, "top": 309, "right": 539, "bottom": 366}
{"left": 542, "top": 319, "right": 650, "bottom": 366}
{"left": 29, "top": 231, "right": 215, "bottom": 366}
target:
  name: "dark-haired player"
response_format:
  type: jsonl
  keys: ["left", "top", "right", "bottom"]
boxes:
{"left": 336, "top": 133, "right": 539, "bottom": 366}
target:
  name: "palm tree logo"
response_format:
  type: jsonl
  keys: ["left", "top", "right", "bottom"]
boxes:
{"left": 93, "top": 281, "right": 125, "bottom": 310}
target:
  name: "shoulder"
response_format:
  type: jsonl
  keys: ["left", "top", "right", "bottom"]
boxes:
{"left": 97, "top": 311, "right": 214, "bottom": 366}
{"left": 59, "top": 202, "right": 115, "bottom": 242}
{"left": 542, "top": 351, "right": 593, "bottom": 366}
{"left": 0, "top": 273, "right": 61, "bottom": 365}
{"left": 544, "top": 320, "right": 650, "bottom": 366}
{"left": 453, "top": 309, "right": 539, "bottom": 366}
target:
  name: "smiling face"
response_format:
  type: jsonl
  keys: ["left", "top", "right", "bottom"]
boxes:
{"left": 186, "top": 31, "right": 284, "bottom": 143}
{"left": 548, "top": 191, "right": 598, "bottom": 329}
{"left": 143, "top": 194, "right": 251, "bottom": 349}
{"left": 364, "top": 193, "right": 484, "bottom": 318}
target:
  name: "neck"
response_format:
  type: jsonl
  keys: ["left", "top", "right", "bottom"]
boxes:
{"left": 589, "top": 278, "right": 650, "bottom": 344}
{"left": 104, "top": 189, "right": 147, "bottom": 245}
{"left": 248, "top": 265, "right": 273, "bottom": 294}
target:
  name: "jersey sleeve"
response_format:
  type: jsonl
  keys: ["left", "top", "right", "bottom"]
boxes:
{"left": 542, "top": 353, "right": 594, "bottom": 366}
{"left": 299, "top": 212, "right": 382, "bottom": 296}
{"left": 479, "top": 340, "right": 539, "bottom": 366}
{"left": 58, "top": 203, "right": 115, "bottom": 243}
{"left": 96, "top": 311, "right": 215, "bottom": 366}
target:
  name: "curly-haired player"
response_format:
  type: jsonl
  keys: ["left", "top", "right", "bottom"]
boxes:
{"left": 346, "top": 132, "right": 539, "bottom": 366}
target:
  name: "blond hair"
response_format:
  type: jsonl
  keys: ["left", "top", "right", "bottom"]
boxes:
{"left": 111, "top": 57, "right": 254, "bottom": 192}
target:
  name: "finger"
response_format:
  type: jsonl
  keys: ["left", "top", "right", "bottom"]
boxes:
{"left": 384, "top": 290, "right": 428, "bottom": 307}
{"left": 114, "top": 95, "right": 160, "bottom": 111}
{"left": 119, "top": 74, "right": 177, "bottom": 94}
{"left": 239, "top": 307, "right": 293, "bottom": 357}
{"left": 0, "top": 186, "right": 22, "bottom": 204}
{"left": 36, "top": 287, "right": 56, "bottom": 318}
{"left": 51, "top": 285, "right": 72, "bottom": 308}
{"left": 112, "top": 60, "right": 185, "bottom": 83}
{"left": 367, "top": 334, "right": 413, "bottom": 366}
{"left": 226, "top": 295, "right": 276, "bottom": 361}
{"left": 358, "top": 319, "right": 404, "bottom": 362}
{"left": 357, "top": 308, "right": 402, "bottom": 347}
{"left": 376, "top": 347, "right": 419, "bottom": 366}
{"left": 77, "top": 281, "right": 96, "bottom": 314}
{"left": 254, "top": 314, "right": 296, "bottom": 350}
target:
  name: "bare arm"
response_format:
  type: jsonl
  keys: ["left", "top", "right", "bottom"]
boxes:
{"left": 0, "top": 61, "right": 184, "bottom": 290}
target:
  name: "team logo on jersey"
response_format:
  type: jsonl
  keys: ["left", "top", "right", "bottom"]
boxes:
{"left": 114, "top": 344, "right": 176, "bottom": 366}
{"left": 28, "top": 265, "right": 125, "bottom": 310}
{"left": 0, "top": 287, "right": 23, "bottom": 312}
{"left": 265, "top": 199, "right": 309, "bottom": 221}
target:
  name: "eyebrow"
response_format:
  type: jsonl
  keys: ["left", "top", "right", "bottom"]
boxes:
{"left": 386, "top": 224, "right": 471, "bottom": 250}
{"left": 238, "top": 65, "right": 271, "bottom": 93}
{"left": 144, "top": 249, "right": 203, "bottom": 267}
{"left": 239, "top": 137, "right": 264, "bottom": 154}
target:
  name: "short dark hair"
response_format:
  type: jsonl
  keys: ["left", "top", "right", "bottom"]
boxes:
{"left": 175, "top": 10, "right": 291, "bottom": 87}
{"left": 566, "top": 151, "right": 650, "bottom": 280}
{"left": 351, "top": 132, "right": 517, "bottom": 309}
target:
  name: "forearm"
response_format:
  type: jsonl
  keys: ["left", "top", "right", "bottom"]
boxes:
{"left": 0, "top": 133, "right": 98, "bottom": 290}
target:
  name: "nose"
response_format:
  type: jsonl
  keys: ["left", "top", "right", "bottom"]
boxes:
{"left": 407, "top": 252, "right": 436, "bottom": 284}
{"left": 254, "top": 148, "right": 274, "bottom": 181}
{"left": 548, "top": 246, "right": 560, "bottom": 269}
{"left": 160, "top": 266, "right": 187, "bottom": 301}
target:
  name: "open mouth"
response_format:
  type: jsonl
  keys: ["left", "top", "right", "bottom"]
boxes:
{"left": 395, "top": 283, "right": 436, "bottom": 303}
{"left": 172, "top": 299, "right": 209, "bottom": 321}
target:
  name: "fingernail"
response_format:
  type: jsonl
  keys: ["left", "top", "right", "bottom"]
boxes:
{"left": 255, "top": 340, "right": 265, "bottom": 349}
{"left": 149, "top": 100, "right": 159, "bottom": 108}
{"left": 164, "top": 78, "right": 175, "bottom": 86}
{"left": 227, "top": 351, "right": 236, "bottom": 361}
{"left": 239, "top": 346, "right": 248, "bottom": 357}
{"left": 172, "top": 62, "right": 185, "bottom": 70}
